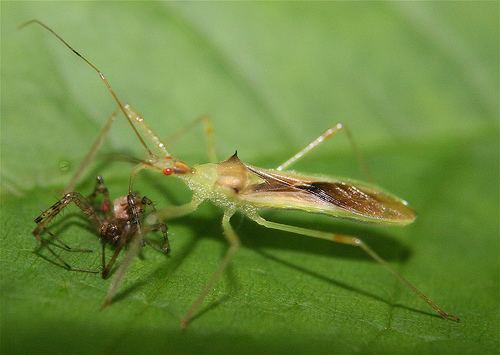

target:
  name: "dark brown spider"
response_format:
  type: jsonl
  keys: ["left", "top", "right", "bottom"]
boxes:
{"left": 33, "top": 176, "right": 169, "bottom": 279}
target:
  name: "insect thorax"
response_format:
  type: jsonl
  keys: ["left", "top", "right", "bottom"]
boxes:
{"left": 184, "top": 155, "right": 257, "bottom": 213}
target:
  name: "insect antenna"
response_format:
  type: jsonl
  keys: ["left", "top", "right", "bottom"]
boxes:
{"left": 19, "top": 19, "right": 154, "bottom": 157}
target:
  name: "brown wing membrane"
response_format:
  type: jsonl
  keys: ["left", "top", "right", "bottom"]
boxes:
{"left": 245, "top": 166, "right": 415, "bottom": 223}
{"left": 305, "top": 181, "right": 414, "bottom": 221}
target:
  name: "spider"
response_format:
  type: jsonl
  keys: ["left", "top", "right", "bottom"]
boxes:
{"left": 32, "top": 176, "right": 169, "bottom": 282}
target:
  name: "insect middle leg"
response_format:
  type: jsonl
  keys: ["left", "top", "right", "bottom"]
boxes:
{"left": 249, "top": 214, "right": 459, "bottom": 322}
{"left": 164, "top": 115, "right": 218, "bottom": 163}
{"left": 276, "top": 123, "right": 372, "bottom": 181}
{"left": 65, "top": 103, "right": 170, "bottom": 194}
{"left": 181, "top": 210, "right": 240, "bottom": 329}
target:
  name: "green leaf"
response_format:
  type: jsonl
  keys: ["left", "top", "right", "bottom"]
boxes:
{"left": 1, "top": 2, "right": 498, "bottom": 354}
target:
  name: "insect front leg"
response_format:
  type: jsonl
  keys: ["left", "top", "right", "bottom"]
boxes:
{"left": 153, "top": 198, "right": 203, "bottom": 221}
{"left": 122, "top": 109, "right": 217, "bottom": 192}
{"left": 64, "top": 108, "right": 119, "bottom": 193}
{"left": 180, "top": 210, "right": 240, "bottom": 329}
{"left": 249, "top": 214, "right": 459, "bottom": 323}
{"left": 276, "top": 123, "right": 372, "bottom": 181}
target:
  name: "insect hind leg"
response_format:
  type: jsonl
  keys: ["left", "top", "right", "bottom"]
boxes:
{"left": 249, "top": 213, "right": 459, "bottom": 323}
{"left": 276, "top": 123, "right": 372, "bottom": 182}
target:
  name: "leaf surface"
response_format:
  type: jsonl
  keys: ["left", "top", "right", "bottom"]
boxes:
{"left": 1, "top": 2, "right": 498, "bottom": 354}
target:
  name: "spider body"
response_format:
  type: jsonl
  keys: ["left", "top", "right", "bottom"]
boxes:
{"left": 33, "top": 176, "right": 168, "bottom": 279}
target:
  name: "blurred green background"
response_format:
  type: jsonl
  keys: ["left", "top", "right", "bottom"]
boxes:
{"left": 1, "top": 2, "right": 498, "bottom": 354}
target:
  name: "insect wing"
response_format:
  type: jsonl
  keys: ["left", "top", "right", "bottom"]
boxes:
{"left": 242, "top": 166, "right": 416, "bottom": 225}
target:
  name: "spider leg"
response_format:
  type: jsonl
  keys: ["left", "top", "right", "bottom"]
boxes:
{"left": 33, "top": 192, "right": 101, "bottom": 242}
{"left": 142, "top": 224, "right": 169, "bottom": 254}
{"left": 101, "top": 237, "right": 127, "bottom": 279}
{"left": 101, "top": 193, "right": 145, "bottom": 308}
{"left": 33, "top": 192, "right": 102, "bottom": 272}
{"left": 87, "top": 176, "right": 112, "bottom": 217}
{"left": 40, "top": 230, "right": 93, "bottom": 253}
{"left": 141, "top": 196, "right": 169, "bottom": 254}
{"left": 34, "top": 237, "right": 99, "bottom": 274}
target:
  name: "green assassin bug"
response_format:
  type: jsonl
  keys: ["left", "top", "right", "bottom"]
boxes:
{"left": 22, "top": 20, "right": 459, "bottom": 329}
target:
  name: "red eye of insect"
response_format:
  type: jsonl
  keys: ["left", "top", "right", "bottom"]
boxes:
{"left": 162, "top": 167, "right": 174, "bottom": 176}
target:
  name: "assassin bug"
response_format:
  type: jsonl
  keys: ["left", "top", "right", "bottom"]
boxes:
{"left": 33, "top": 176, "right": 169, "bottom": 301}
{"left": 22, "top": 20, "right": 459, "bottom": 328}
